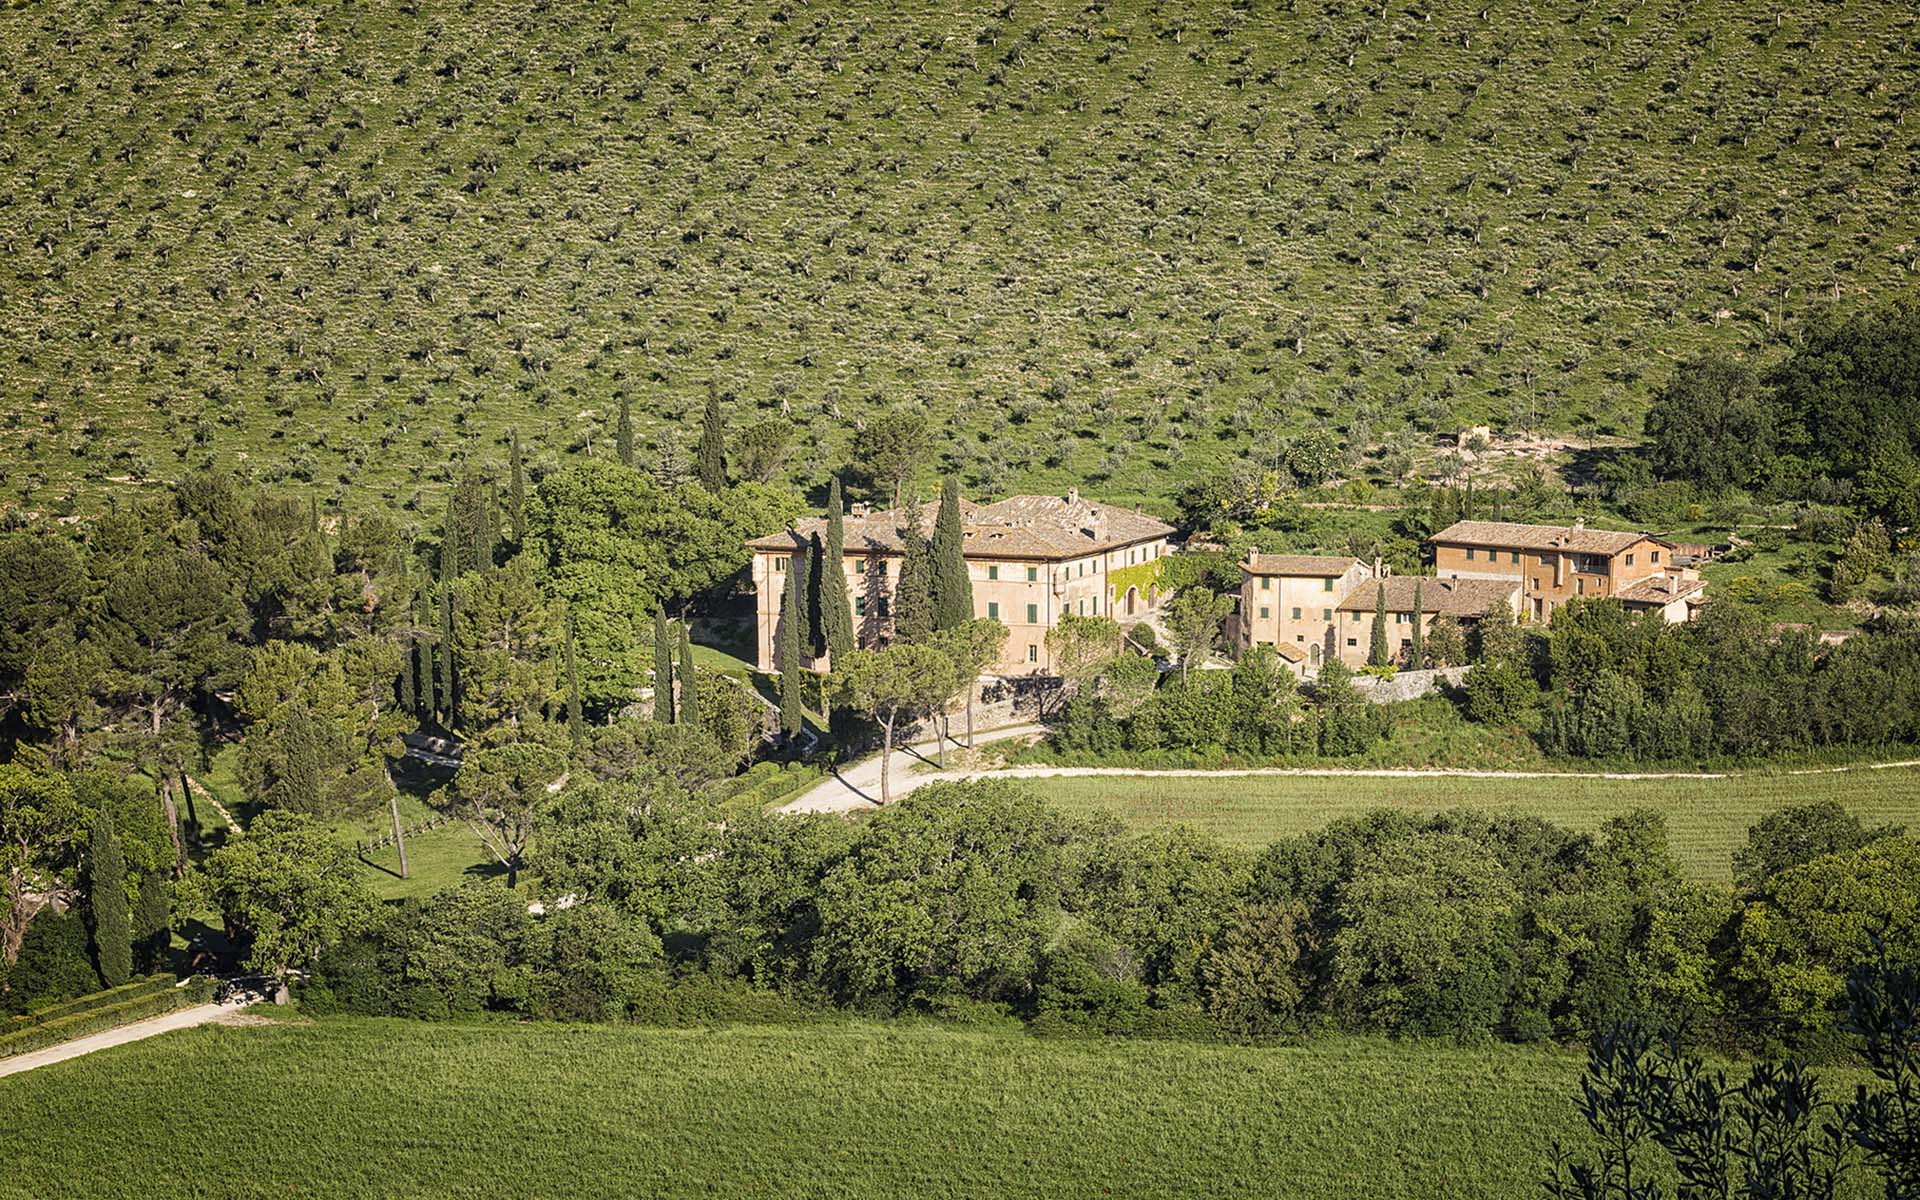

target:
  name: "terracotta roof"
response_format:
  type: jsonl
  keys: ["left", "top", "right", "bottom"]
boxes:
{"left": 1616, "top": 575, "right": 1707, "bottom": 606}
{"left": 1336, "top": 576, "right": 1519, "bottom": 617}
{"left": 1430, "top": 520, "right": 1668, "bottom": 556}
{"left": 1241, "top": 554, "right": 1366, "bottom": 577}
{"left": 748, "top": 493, "right": 1175, "bottom": 560}
{"left": 1271, "top": 642, "right": 1310, "bottom": 663}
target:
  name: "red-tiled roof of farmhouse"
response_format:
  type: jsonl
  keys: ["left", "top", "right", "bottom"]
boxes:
{"left": 1429, "top": 519, "right": 1672, "bottom": 556}
{"left": 749, "top": 492, "right": 1175, "bottom": 560}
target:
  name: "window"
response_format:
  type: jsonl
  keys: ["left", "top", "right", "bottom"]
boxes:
{"left": 1259, "top": 606, "right": 1270, "bottom": 619}
{"left": 1291, "top": 607, "right": 1301, "bottom": 619}
{"left": 1026, "top": 603, "right": 1038, "bottom": 624}
{"left": 1466, "top": 548, "right": 1476, "bottom": 561}
{"left": 1651, "top": 551, "right": 1661, "bottom": 564}
{"left": 1624, "top": 553, "right": 1634, "bottom": 566}
{"left": 1261, "top": 577, "right": 1272, "bottom": 591}
{"left": 1128, "top": 550, "right": 1136, "bottom": 565}
{"left": 1077, "top": 600, "right": 1085, "bottom": 616}
{"left": 1532, "top": 578, "right": 1541, "bottom": 590}
{"left": 851, "top": 557, "right": 863, "bottom": 573}
{"left": 871, "top": 559, "right": 888, "bottom": 577}
{"left": 1295, "top": 635, "right": 1305, "bottom": 643}
{"left": 1026, "top": 566, "right": 1038, "bottom": 582}
{"left": 1092, "top": 597, "right": 1099, "bottom": 615}
{"left": 987, "top": 602, "right": 999, "bottom": 620}
{"left": 988, "top": 564, "right": 999, "bottom": 581}
{"left": 1395, "top": 613, "right": 1407, "bottom": 624}
{"left": 1322, "top": 608, "right": 1332, "bottom": 621}
{"left": 855, "top": 596, "right": 866, "bottom": 617}
{"left": 1510, "top": 551, "right": 1520, "bottom": 564}
{"left": 1323, "top": 577, "right": 1335, "bottom": 591}
{"left": 877, "top": 598, "right": 891, "bottom": 618}
{"left": 1027, "top": 644, "right": 1038, "bottom": 663}
{"left": 1351, "top": 611, "right": 1362, "bottom": 622}
{"left": 775, "top": 555, "right": 791, "bottom": 572}
{"left": 1346, "top": 638, "right": 1357, "bottom": 647}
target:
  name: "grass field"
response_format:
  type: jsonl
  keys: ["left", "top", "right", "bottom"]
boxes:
{"left": 1, "top": 1016, "right": 1881, "bottom": 1200}
{"left": 4, "top": 2, "right": 1917, "bottom": 518}
{"left": 1029, "top": 764, "right": 1920, "bottom": 881}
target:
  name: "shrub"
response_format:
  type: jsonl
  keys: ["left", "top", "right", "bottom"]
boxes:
{"left": 1461, "top": 661, "right": 1535, "bottom": 725}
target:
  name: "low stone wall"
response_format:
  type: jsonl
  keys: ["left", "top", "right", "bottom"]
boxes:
{"left": 1349, "top": 665, "right": 1470, "bottom": 705}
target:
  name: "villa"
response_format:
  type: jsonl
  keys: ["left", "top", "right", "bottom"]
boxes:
{"left": 747, "top": 491, "right": 1176, "bottom": 675}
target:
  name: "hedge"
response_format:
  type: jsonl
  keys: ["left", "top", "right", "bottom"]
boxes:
{"left": 5, "top": 975, "right": 177, "bottom": 1032}
{"left": 0, "top": 979, "right": 214, "bottom": 1059}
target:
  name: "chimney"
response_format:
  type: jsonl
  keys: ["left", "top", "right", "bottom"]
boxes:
{"left": 1088, "top": 507, "right": 1107, "bottom": 540}
{"left": 1066, "top": 487, "right": 1080, "bottom": 506}
{"left": 850, "top": 501, "right": 871, "bottom": 519}
{"left": 1573, "top": 517, "right": 1586, "bottom": 530}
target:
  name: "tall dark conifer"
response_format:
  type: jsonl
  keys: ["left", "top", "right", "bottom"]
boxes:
{"left": 677, "top": 624, "right": 699, "bottom": 728}
{"left": 89, "top": 807, "right": 131, "bottom": 988}
{"left": 438, "top": 579, "right": 456, "bottom": 727}
{"left": 805, "top": 532, "right": 828, "bottom": 658}
{"left": 929, "top": 476, "right": 972, "bottom": 631}
{"left": 1368, "top": 581, "right": 1390, "bottom": 668}
{"left": 133, "top": 872, "right": 168, "bottom": 973}
{"left": 778, "top": 553, "right": 804, "bottom": 736}
{"left": 617, "top": 395, "right": 635, "bottom": 467}
{"left": 508, "top": 428, "right": 527, "bottom": 545}
{"left": 652, "top": 609, "right": 675, "bottom": 724}
{"left": 790, "top": 539, "right": 815, "bottom": 661}
{"left": 415, "top": 593, "right": 436, "bottom": 723}
{"left": 895, "top": 510, "right": 934, "bottom": 643}
{"left": 822, "top": 479, "right": 856, "bottom": 663}
{"left": 1410, "top": 581, "right": 1426, "bottom": 668}
{"left": 564, "top": 617, "right": 584, "bottom": 743}
{"left": 696, "top": 383, "right": 728, "bottom": 493}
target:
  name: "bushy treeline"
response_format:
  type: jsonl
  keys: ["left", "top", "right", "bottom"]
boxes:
{"left": 298, "top": 778, "right": 1914, "bottom": 1054}
{"left": 1645, "top": 306, "right": 1920, "bottom": 526}
{"left": 1460, "top": 597, "right": 1920, "bottom": 763}
{"left": 1053, "top": 650, "right": 1389, "bottom": 760}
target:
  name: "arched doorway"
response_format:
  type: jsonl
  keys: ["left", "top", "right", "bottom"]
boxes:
{"left": 1309, "top": 644, "right": 1322, "bottom": 667}
{"left": 1124, "top": 585, "right": 1140, "bottom": 616}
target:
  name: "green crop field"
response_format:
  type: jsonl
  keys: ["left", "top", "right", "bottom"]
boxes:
{"left": 1028, "top": 763, "right": 1920, "bottom": 880}
{"left": 3, "top": 1, "right": 1917, "bottom": 518}
{"left": 0, "top": 1016, "right": 1880, "bottom": 1200}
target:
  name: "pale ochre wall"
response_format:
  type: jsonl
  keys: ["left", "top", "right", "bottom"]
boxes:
{"left": 1236, "top": 563, "right": 1369, "bottom": 667}
{"left": 753, "top": 535, "right": 1171, "bottom": 675}
{"left": 1433, "top": 536, "right": 1671, "bottom": 623}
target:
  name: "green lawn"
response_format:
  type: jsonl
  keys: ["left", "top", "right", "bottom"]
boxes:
{"left": 1029, "top": 765, "right": 1920, "bottom": 882}
{"left": 4, "top": 1017, "right": 1878, "bottom": 1200}
{"left": 355, "top": 820, "right": 505, "bottom": 903}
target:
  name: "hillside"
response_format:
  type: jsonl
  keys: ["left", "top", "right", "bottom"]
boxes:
{"left": 3, "top": 0, "right": 1917, "bottom": 516}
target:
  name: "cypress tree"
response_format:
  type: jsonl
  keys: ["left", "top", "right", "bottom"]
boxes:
{"left": 399, "top": 618, "right": 417, "bottom": 715}
{"left": 133, "top": 871, "right": 169, "bottom": 973}
{"left": 416, "top": 595, "right": 437, "bottom": 723}
{"left": 479, "top": 482, "right": 499, "bottom": 570}
{"left": 929, "top": 476, "right": 972, "bottom": 630}
{"left": 778, "top": 553, "right": 804, "bottom": 736}
{"left": 1368, "top": 581, "right": 1391, "bottom": 668}
{"left": 895, "top": 511, "right": 934, "bottom": 643}
{"left": 616, "top": 395, "right": 635, "bottom": 467}
{"left": 677, "top": 624, "right": 700, "bottom": 728}
{"left": 822, "top": 481, "right": 857, "bottom": 663}
{"left": 508, "top": 428, "right": 527, "bottom": 545}
{"left": 805, "top": 532, "right": 828, "bottom": 658}
{"left": 438, "top": 579, "right": 456, "bottom": 727}
{"left": 89, "top": 807, "right": 131, "bottom": 988}
{"left": 696, "top": 382, "right": 728, "bottom": 493}
{"left": 277, "top": 702, "right": 327, "bottom": 814}
{"left": 791, "top": 539, "right": 815, "bottom": 661}
{"left": 652, "top": 609, "right": 675, "bottom": 724}
{"left": 564, "top": 617, "right": 584, "bottom": 743}
{"left": 1410, "top": 581, "right": 1426, "bottom": 668}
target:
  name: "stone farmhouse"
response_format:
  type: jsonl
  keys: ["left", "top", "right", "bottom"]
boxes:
{"left": 1235, "top": 518, "right": 1705, "bottom": 672}
{"left": 1430, "top": 519, "right": 1705, "bottom": 624}
{"left": 747, "top": 491, "right": 1176, "bottom": 676}
{"left": 1234, "top": 554, "right": 1519, "bottom": 670}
